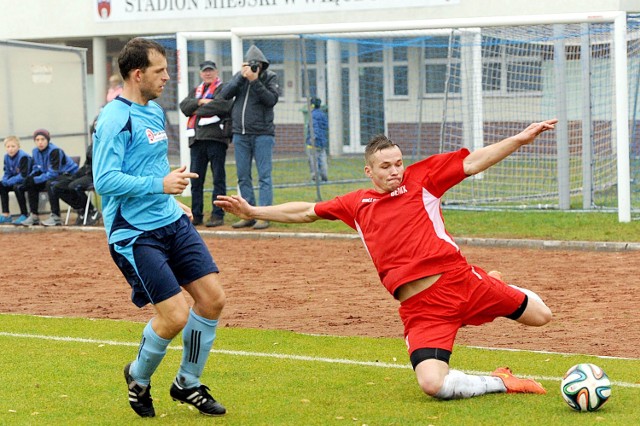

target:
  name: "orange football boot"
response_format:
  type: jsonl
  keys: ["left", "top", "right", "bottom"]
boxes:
{"left": 492, "top": 367, "right": 546, "bottom": 394}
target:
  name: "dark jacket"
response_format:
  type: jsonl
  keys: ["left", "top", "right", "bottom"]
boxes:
{"left": 180, "top": 83, "right": 233, "bottom": 146}
{"left": 75, "top": 143, "right": 93, "bottom": 179}
{"left": 2, "top": 149, "right": 31, "bottom": 186}
{"left": 219, "top": 45, "right": 280, "bottom": 136}
{"left": 30, "top": 142, "right": 78, "bottom": 184}
{"left": 306, "top": 107, "right": 329, "bottom": 149}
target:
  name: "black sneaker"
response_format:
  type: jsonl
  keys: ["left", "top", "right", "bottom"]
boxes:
{"left": 85, "top": 209, "right": 102, "bottom": 226}
{"left": 124, "top": 362, "right": 155, "bottom": 417}
{"left": 206, "top": 216, "right": 224, "bottom": 227}
{"left": 74, "top": 210, "right": 85, "bottom": 226}
{"left": 170, "top": 379, "right": 226, "bottom": 416}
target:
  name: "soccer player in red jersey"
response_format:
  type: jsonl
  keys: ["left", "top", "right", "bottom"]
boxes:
{"left": 215, "top": 119, "right": 557, "bottom": 400}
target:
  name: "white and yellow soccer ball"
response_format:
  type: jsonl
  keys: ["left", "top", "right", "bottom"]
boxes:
{"left": 561, "top": 363, "right": 611, "bottom": 412}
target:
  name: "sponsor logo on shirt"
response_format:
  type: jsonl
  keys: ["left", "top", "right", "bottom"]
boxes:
{"left": 361, "top": 197, "right": 379, "bottom": 203}
{"left": 390, "top": 185, "right": 407, "bottom": 197}
{"left": 146, "top": 129, "right": 168, "bottom": 144}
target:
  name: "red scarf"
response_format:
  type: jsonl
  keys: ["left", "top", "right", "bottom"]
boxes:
{"left": 187, "top": 78, "right": 221, "bottom": 129}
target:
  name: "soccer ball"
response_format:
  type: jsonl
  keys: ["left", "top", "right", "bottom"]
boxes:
{"left": 561, "top": 363, "right": 611, "bottom": 412}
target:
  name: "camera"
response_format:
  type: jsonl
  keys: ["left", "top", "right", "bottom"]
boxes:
{"left": 248, "top": 60, "right": 260, "bottom": 73}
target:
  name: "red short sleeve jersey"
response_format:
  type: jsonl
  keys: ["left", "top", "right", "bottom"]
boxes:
{"left": 314, "top": 148, "right": 471, "bottom": 297}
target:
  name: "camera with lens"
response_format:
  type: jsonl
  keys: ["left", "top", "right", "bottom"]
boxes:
{"left": 248, "top": 60, "right": 261, "bottom": 73}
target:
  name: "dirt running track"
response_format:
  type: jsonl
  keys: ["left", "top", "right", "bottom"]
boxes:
{"left": 1, "top": 228, "right": 639, "bottom": 359}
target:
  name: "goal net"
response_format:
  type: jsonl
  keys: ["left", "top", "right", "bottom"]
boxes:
{"left": 166, "top": 12, "right": 639, "bottom": 219}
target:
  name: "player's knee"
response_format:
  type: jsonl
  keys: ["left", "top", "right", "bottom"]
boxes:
{"left": 210, "top": 290, "right": 226, "bottom": 313}
{"left": 414, "top": 358, "right": 448, "bottom": 397}
{"left": 536, "top": 303, "right": 553, "bottom": 325}
{"left": 522, "top": 300, "right": 552, "bottom": 326}
{"left": 417, "top": 377, "right": 443, "bottom": 397}
{"left": 155, "top": 317, "right": 188, "bottom": 339}
{"left": 174, "top": 312, "right": 190, "bottom": 330}
{"left": 197, "top": 287, "right": 226, "bottom": 319}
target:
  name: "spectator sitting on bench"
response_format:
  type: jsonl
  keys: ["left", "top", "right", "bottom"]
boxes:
{"left": 0, "top": 136, "right": 31, "bottom": 224}
{"left": 17, "top": 128, "right": 79, "bottom": 226}
{"left": 51, "top": 137, "right": 101, "bottom": 226}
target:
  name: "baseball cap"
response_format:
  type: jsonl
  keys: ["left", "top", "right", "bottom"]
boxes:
{"left": 200, "top": 60, "right": 217, "bottom": 71}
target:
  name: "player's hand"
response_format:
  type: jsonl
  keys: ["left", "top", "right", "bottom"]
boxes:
{"left": 176, "top": 200, "right": 193, "bottom": 221}
{"left": 517, "top": 119, "right": 558, "bottom": 145}
{"left": 163, "top": 165, "right": 198, "bottom": 195}
{"left": 214, "top": 194, "right": 253, "bottom": 219}
{"left": 241, "top": 64, "right": 259, "bottom": 82}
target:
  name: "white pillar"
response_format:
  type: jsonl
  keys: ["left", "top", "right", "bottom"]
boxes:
{"left": 231, "top": 34, "right": 244, "bottom": 73}
{"left": 316, "top": 41, "right": 327, "bottom": 102}
{"left": 614, "top": 12, "right": 630, "bottom": 222}
{"left": 176, "top": 33, "right": 192, "bottom": 196}
{"left": 580, "top": 24, "right": 593, "bottom": 210}
{"left": 553, "top": 24, "right": 570, "bottom": 210}
{"left": 92, "top": 36, "right": 107, "bottom": 117}
{"left": 326, "top": 39, "right": 343, "bottom": 156}
{"left": 204, "top": 39, "right": 222, "bottom": 71}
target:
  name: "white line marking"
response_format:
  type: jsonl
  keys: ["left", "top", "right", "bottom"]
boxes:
{"left": 465, "top": 345, "right": 640, "bottom": 361}
{"left": 2, "top": 331, "right": 639, "bottom": 388}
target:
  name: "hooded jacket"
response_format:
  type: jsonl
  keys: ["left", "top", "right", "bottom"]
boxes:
{"left": 219, "top": 45, "right": 280, "bottom": 136}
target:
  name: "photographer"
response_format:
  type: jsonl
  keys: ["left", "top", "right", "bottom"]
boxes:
{"left": 219, "top": 45, "right": 280, "bottom": 230}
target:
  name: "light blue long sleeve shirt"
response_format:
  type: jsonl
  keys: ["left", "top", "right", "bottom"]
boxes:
{"left": 93, "top": 96, "right": 182, "bottom": 244}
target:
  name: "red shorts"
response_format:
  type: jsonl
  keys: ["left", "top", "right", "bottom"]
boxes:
{"left": 399, "top": 264, "right": 525, "bottom": 356}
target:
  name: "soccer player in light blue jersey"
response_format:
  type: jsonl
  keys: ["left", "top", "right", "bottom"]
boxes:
{"left": 93, "top": 38, "right": 226, "bottom": 418}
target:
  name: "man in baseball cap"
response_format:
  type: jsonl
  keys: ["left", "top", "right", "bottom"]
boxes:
{"left": 200, "top": 60, "right": 217, "bottom": 71}
{"left": 179, "top": 58, "right": 231, "bottom": 228}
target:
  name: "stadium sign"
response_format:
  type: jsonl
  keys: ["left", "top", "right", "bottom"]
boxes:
{"left": 95, "top": 0, "right": 459, "bottom": 22}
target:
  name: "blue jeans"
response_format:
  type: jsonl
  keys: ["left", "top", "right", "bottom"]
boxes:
{"left": 306, "top": 146, "right": 328, "bottom": 181}
{"left": 233, "top": 134, "right": 274, "bottom": 207}
{"left": 190, "top": 139, "right": 228, "bottom": 220}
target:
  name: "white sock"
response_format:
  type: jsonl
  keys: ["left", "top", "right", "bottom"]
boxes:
{"left": 434, "top": 369, "right": 506, "bottom": 400}
{"left": 509, "top": 284, "right": 545, "bottom": 305}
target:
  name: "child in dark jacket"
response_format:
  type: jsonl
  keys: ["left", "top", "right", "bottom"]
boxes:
{"left": 16, "top": 128, "right": 79, "bottom": 226}
{"left": 0, "top": 136, "right": 31, "bottom": 224}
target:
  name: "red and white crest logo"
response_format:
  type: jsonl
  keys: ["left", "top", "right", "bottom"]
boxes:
{"left": 146, "top": 129, "right": 168, "bottom": 144}
{"left": 97, "top": 0, "right": 111, "bottom": 19}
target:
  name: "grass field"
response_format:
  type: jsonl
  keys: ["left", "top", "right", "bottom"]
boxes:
{"left": 1, "top": 314, "right": 639, "bottom": 425}
{"left": 4, "top": 157, "right": 640, "bottom": 424}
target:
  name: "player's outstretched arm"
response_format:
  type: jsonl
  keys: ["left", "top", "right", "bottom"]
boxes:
{"left": 214, "top": 194, "right": 319, "bottom": 223}
{"left": 463, "top": 119, "right": 558, "bottom": 176}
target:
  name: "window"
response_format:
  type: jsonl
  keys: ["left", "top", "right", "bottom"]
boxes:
{"left": 481, "top": 36, "right": 543, "bottom": 94}
{"left": 423, "top": 35, "right": 462, "bottom": 95}
{"left": 391, "top": 41, "right": 408, "bottom": 96}
{"left": 299, "top": 39, "right": 319, "bottom": 99}
{"left": 421, "top": 35, "right": 544, "bottom": 96}
{"left": 300, "top": 68, "right": 317, "bottom": 98}
{"left": 393, "top": 66, "right": 408, "bottom": 96}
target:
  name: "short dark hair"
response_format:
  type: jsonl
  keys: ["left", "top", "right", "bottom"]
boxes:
{"left": 365, "top": 134, "right": 401, "bottom": 165}
{"left": 118, "top": 38, "right": 166, "bottom": 80}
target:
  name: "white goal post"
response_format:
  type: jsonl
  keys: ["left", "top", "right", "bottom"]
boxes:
{"left": 176, "top": 11, "right": 631, "bottom": 221}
